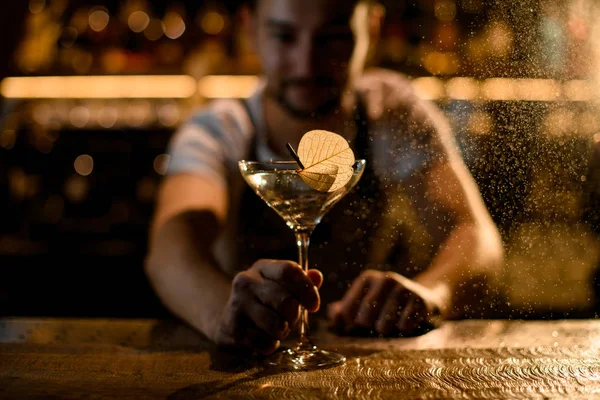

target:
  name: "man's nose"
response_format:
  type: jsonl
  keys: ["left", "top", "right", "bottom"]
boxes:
{"left": 291, "top": 38, "right": 318, "bottom": 77}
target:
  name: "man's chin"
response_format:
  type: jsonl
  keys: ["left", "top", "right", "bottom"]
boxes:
{"left": 279, "top": 97, "right": 340, "bottom": 119}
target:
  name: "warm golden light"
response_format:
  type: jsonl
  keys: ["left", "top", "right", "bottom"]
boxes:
{"left": 514, "top": 79, "right": 561, "bottom": 102}
{"left": 577, "top": 110, "right": 600, "bottom": 138}
{"left": 144, "top": 19, "right": 164, "bottom": 41}
{"left": 64, "top": 175, "right": 88, "bottom": 202}
{"left": 422, "top": 52, "right": 460, "bottom": 75}
{"left": 467, "top": 111, "right": 493, "bottom": 135}
{"left": 33, "top": 103, "right": 53, "bottom": 126}
{"left": 462, "top": 0, "right": 483, "bottom": 13}
{"left": 163, "top": 12, "right": 186, "bottom": 40}
{"left": 486, "top": 21, "right": 514, "bottom": 58}
{"left": 74, "top": 154, "right": 94, "bottom": 176}
{"left": 578, "top": 111, "right": 600, "bottom": 137}
{"left": 29, "top": 0, "right": 46, "bottom": 14}
{"left": 198, "top": 75, "right": 259, "bottom": 99}
{"left": 412, "top": 77, "right": 446, "bottom": 100}
{"left": 1, "top": 75, "right": 595, "bottom": 102}
{"left": 201, "top": 11, "right": 225, "bottom": 35}
{"left": 101, "top": 50, "right": 127, "bottom": 74}
{"left": 481, "top": 78, "right": 516, "bottom": 101}
{"left": 543, "top": 109, "right": 577, "bottom": 137}
{"left": 97, "top": 106, "right": 119, "bottom": 128}
{"left": 157, "top": 103, "right": 181, "bottom": 127}
{"left": 59, "top": 27, "right": 78, "bottom": 48}
{"left": 435, "top": 0, "right": 457, "bottom": 22}
{"left": 564, "top": 80, "right": 595, "bottom": 102}
{"left": 0, "top": 76, "right": 197, "bottom": 99}
{"left": 446, "top": 77, "right": 480, "bottom": 100}
{"left": 89, "top": 9, "right": 110, "bottom": 33}
{"left": 125, "top": 101, "right": 152, "bottom": 127}
{"left": 128, "top": 11, "right": 150, "bottom": 33}
{"left": 69, "top": 106, "right": 90, "bottom": 128}
{"left": 153, "top": 154, "right": 170, "bottom": 175}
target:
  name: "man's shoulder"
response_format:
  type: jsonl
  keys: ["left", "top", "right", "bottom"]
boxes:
{"left": 184, "top": 98, "right": 250, "bottom": 130}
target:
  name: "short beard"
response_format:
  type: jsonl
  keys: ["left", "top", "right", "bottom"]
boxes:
{"left": 267, "top": 80, "right": 342, "bottom": 119}
{"left": 275, "top": 92, "right": 341, "bottom": 119}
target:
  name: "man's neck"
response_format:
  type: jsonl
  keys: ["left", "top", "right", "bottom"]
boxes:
{"left": 263, "top": 90, "right": 357, "bottom": 157}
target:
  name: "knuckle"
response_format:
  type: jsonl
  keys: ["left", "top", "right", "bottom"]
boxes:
{"left": 251, "top": 258, "right": 272, "bottom": 269}
{"left": 280, "top": 262, "right": 301, "bottom": 281}
{"left": 360, "top": 270, "right": 373, "bottom": 281}
{"left": 232, "top": 272, "right": 252, "bottom": 292}
{"left": 363, "top": 269, "right": 379, "bottom": 279}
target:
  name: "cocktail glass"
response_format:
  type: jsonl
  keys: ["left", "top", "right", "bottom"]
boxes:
{"left": 238, "top": 159, "right": 366, "bottom": 370}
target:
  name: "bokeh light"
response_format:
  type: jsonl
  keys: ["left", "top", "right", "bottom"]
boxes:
{"left": 144, "top": 18, "right": 164, "bottom": 41}
{"left": 153, "top": 154, "right": 170, "bottom": 175}
{"left": 89, "top": 7, "right": 110, "bottom": 33}
{"left": 74, "top": 154, "right": 94, "bottom": 176}
{"left": 163, "top": 12, "right": 186, "bottom": 40}
{"left": 128, "top": 11, "right": 150, "bottom": 33}
{"left": 29, "top": 0, "right": 46, "bottom": 14}
{"left": 434, "top": 0, "right": 457, "bottom": 22}
{"left": 200, "top": 11, "right": 225, "bottom": 35}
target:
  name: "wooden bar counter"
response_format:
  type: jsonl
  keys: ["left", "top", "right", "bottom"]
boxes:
{"left": 1, "top": 317, "right": 600, "bottom": 399}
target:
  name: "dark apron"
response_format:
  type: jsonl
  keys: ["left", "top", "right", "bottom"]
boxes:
{"left": 234, "top": 95, "right": 396, "bottom": 309}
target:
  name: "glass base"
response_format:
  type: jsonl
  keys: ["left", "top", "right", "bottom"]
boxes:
{"left": 265, "top": 339, "right": 346, "bottom": 371}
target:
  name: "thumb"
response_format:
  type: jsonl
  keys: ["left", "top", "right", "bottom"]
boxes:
{"left": 307, "top": 269, "right": 323, "bottom": 289}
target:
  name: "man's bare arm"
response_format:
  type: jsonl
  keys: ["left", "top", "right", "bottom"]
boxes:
{"left": 145, "top": 174, "right": 230, "bottom": 340}
{"left": 145, "top": 173, "right": 322, "bottom": 352}
{"left": 328, "top": 96, "right": 504, "bottom": 334}
{"left": 412, "top": 157, "right": 505, "bottom": 318}
{"left": 405, "top": 99, "right": 504, "bottom": 318}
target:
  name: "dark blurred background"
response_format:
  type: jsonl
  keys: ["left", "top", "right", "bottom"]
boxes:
{"left": 0, "top": 0, "right": 599, "bottom": 320}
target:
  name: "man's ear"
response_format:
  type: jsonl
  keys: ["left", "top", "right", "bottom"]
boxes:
{"left": 239, "top": 5, "right": 258, "bottom": 53}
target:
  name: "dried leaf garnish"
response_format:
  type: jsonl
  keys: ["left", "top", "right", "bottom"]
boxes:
{"left": 287, "top": 130, "right": 354, "bottom": 192}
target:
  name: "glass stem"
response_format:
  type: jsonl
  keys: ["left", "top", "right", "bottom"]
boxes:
{"left": 295, "top": 231, "right": 311, "bottom": 343}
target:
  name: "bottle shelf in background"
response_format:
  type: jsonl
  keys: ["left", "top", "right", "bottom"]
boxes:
{"left": 10, "top": 0, "right": 595, "bottom": 80}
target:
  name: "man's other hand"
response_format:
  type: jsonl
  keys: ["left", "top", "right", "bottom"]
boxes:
{"left": 328, "top": 270, "right": 446, "bottom": 337}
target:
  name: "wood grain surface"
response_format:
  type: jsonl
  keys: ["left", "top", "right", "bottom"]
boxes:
{"left": 2, "top": 318, "right": 600, "bottom": 399}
